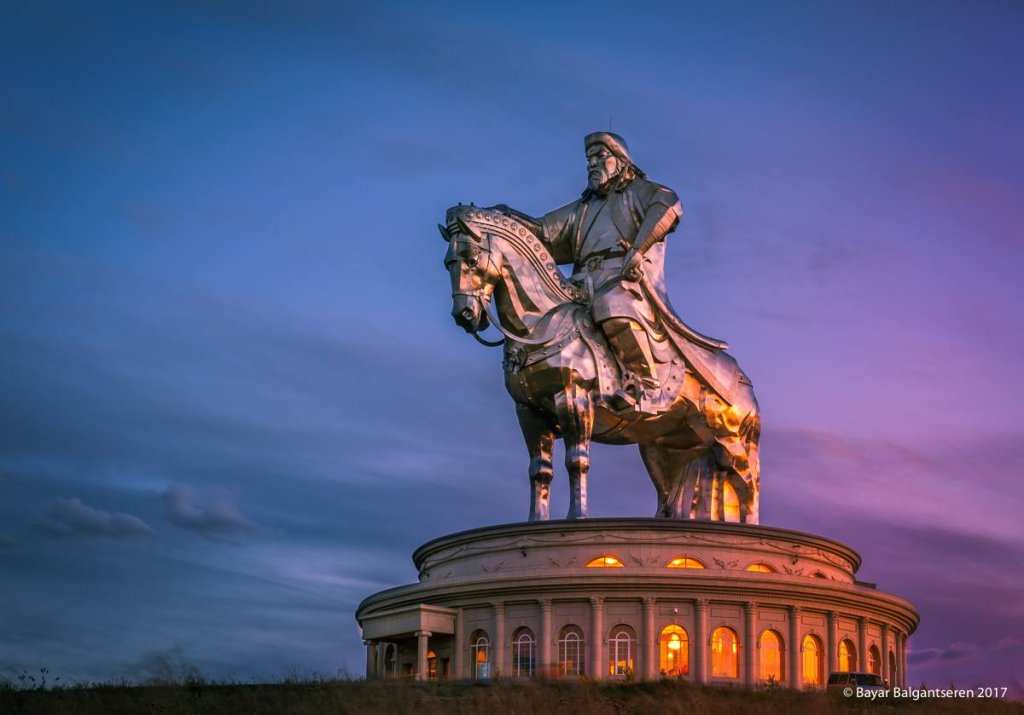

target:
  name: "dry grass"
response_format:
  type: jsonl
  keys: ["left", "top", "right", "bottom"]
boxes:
{"left": 1, "top": 678, "right": 1021, "bottom": 715}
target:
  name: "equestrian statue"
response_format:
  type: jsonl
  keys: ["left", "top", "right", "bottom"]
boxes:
{"left": 440, "top": 133, "right": 761, "bottom": 523}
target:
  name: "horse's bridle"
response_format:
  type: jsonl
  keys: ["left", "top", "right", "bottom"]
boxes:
{"left": 450, "top": 232, "right": 575, "bottom": 349}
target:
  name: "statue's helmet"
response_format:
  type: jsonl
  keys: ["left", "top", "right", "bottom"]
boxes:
{"left": 584, "top": 132, "right": 631, "bottom": 163}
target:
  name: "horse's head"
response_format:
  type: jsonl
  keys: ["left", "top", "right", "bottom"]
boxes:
{"left": 440, "top": 206, "right": 504, "bottom": 334}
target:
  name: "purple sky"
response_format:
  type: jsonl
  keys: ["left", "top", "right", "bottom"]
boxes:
{"left": 2, "top": 0, "right": 1022, "bottom": 692}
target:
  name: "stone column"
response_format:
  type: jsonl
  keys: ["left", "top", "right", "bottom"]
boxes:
{"left": 364, "top": 640, "right": 377, "bottom": 679}
{"left": 893, "top": 631, "right": 903, "bottom": 687}
{"left": 643, "top": 597, "right": 657, "bottom": 680}
{"left": 589, "top": 597, "right": 605, "bottom": 679}
{"left": 540, "top": 599, "right": 553, "bottom": 677}
{"left": 788, "top": 606, "right": 800, "bottom": 688}
{"left": 454, "top": 608, "right": 466, "bottom": 679}
{"left": 857, "top": 617, "right": 867, "bottom": 672}
{"left": 880, "top": 624, "right": 889, "bottom": 684}
{"left": 826, "top": 611, "right": 838, "bottom": 675}
{"left": 694, "top": 598, "right": 708, "bottom": 684}
{"left": 744, "top": 601, "right": 757, "bottom": 687}
{"left": 415, "top": 631, "right": 431, "bottom": 681}
{"left": 493, "top": 602, "right": 506, "bottom": 677}
{"left": 900, "top": 632, "right": 908, "bottom": 687}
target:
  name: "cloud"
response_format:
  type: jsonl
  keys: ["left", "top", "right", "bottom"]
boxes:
{"left": 761, "top": 427, "right": 1024, "bottom": 538}
{"left": 162, "top": 484, "right": 254, "bottom": 537}
{"left": 43, "top": 497, "right": 155, "bottom": 539}
{"left": 996, "top": 636, "right": 1024, "bottom": 651}
{"left": 908, "top": 641, "right": 982, "bottom": 667}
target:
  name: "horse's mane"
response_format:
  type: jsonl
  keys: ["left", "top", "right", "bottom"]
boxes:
{"left": 446, "top": 205, "right": 585, "bottom": 305}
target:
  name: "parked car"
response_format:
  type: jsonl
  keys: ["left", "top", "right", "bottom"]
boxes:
{"left": 827, "top": 672, "right": 887, "bottom": 691}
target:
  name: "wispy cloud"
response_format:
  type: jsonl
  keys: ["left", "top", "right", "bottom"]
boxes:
{"left": 162, "top": 484, "right": 254, "bottom": 538}
{"left": 907, "top": 636, "right": 1024, "bottom": 668}
{"left": 908, "top": 642, "right": 980, "bottom": 667}
{"left": 42, "top": 497, "right": 155, "bottom": 539}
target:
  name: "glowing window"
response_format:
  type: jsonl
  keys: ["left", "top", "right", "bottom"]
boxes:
{"left": 558, "top": 625, "right": 585, "bottom": 676}
{"left": 802, "top": 634, "right": 824, "bottom": 686}
{"left": 745, "top": 563, "right": 776, "bottom": 573}
{"left": 470, "top": 630, "right": 491, "bottom": 680}
{"left": 512, "top": 627, "right": 536, "bottom": 677}
{"left": 426, "top": 650, "right": 437, "bottom": 681}
{"left": 868, "top": 645, "right": 880, "bottom": 675}
{"left": 723, "top": 480, "right": 740, "bottom": 522}
{"left": 711, "top": 627, "right": 739, "bottom": 679}
{"left": 586, "top": 555, "right": 624, "bottom": 568}
{"left": 659, "top": 624, "right": 689, "bottom": 676}
{"left": 759, "top": 630, "right": 784, "bottom": 683}
{"left": 607, "top": 625, "right": 636, "bottom": 677}
{"left": 667, "top": 557, "right": 707, "bottom": 569}
{"left": 839, "top": 639, "right": 857, "bottom": 672}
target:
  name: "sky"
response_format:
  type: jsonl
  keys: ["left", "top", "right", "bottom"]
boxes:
{"left": 1, "top": 0, "right": 1022, "bottom": 692}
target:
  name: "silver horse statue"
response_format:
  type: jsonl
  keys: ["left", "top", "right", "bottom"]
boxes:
{"left": 441, "top": 203, "right": 760, "bottom": 523}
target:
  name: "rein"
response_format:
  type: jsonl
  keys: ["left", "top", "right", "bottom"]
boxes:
{"left": 456, "top": 231, "right": 577, "bottom": 350}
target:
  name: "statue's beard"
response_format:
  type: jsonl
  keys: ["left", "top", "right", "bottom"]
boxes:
{"left": 588, "top": 168, "right": 618, "bottom": 194}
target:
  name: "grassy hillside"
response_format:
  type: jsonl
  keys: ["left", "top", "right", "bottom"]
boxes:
{"left": 2, "top": 678, "right": 1021, "bottom": 715}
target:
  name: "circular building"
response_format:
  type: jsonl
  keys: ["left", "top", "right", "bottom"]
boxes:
{"left": 356, "top": 518, "right": 917, "bottom": 688}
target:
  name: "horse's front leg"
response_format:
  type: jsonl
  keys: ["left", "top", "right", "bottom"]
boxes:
{"left": 554, "top": 383, "right": 594, "bottom": 519}
{"left": 516, "top": 403, "right": 556, "bottom": 521}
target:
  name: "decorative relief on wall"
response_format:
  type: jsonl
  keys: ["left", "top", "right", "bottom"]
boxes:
{"left": 630, "top": 554, "right": 662, "bottom": 567}
{"left": 418, "top": 528, "right": 854, "bottom": 575}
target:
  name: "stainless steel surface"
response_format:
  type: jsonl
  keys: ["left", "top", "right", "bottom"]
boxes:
{"left": 442, "top": 134, "right": 761, "bottom": 523}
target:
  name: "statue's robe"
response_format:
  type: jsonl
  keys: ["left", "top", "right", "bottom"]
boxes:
{"left": 539, "top": 178, "right": 753, "bottom": 411}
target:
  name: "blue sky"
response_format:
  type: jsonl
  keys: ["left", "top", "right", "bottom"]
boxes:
{"left": 2, "top": 0, "right": 1022, "bottom": 690}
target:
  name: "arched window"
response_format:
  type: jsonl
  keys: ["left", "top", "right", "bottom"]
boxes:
{"left": 426, "top": 650, "right": 437, "bottom": 681}
{"left": 802, "top": 634, "right": 824, "bottom": 686}
{"left": 383, "top": 644, "right": 398, "bottom": 679}
{"left": 711, "top": 626, "right": 739, "bottom": 678}
{"left": 839, "top": 639, "right": 857, "bottom": 672}
{"left": 745, "top": 562, "right": 777, "bottom": 573}
{"left": 723, "top": 479, "right": 740, "bottom": 522}
{"left": 512, "top": 627, "right": 536, "bottom": 677}
{"left": 888, "top": 650, "right": 898, "bottom": 684}
{"left": 586, "top": 555, "right": 624, "bottom": 568}
{"left": 470, "top": 630, "right": 491, "bottom": 680}
{"left": 659, "top": 624, "right": 689, "bottom": 676}
{"left": 667, "top": 556, "right": 707, "bottom": 569}
{"left": 608, "top": 625, "right": 636, "bottom": 677}
{"left": 868, "top": 645, "right": 881, "bottom": 675}
{"left": 558, "top": 625, "right": 585, "bottom": 676}
{"left": 759, "top": 629, "right": 785, "bottom": 683}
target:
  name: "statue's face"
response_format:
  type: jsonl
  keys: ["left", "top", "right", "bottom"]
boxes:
{"left": 586, "top": 144, "right": 622, "bottom": 192}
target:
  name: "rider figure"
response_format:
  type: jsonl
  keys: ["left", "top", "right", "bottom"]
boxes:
{"left": 498, "top": 132, "right": 682, "bottom": 409}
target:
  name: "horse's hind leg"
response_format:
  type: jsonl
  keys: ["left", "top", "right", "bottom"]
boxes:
{"left": 640, "top": 443, "right": 712, "bottom": 519}
{"left": 639, "top": 442, "right": 673, "bottom": 517}
{"left": 554, "top": 383, "right": 593, "bottom": 520}
{"left": 516, "top": 403, "right": 556, "bottom": 522}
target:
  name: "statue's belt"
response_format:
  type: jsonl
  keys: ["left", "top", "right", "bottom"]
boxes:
{"left": 578, "top": 252, "right": 627, "bottom": 275}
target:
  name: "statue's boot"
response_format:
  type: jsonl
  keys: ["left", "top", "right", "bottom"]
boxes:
{"left": 602, "top": 318, "right": 659, "bottom": 410}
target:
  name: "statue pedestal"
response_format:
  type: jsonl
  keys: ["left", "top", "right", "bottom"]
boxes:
{"left": 356, "top": 518, "right": 916, "bottom": 687}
